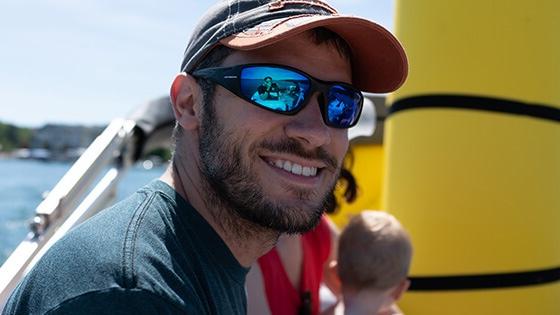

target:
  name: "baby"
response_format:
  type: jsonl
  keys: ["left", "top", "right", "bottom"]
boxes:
{"left": 325, "top": 211, "right": 413, "bottom": 315}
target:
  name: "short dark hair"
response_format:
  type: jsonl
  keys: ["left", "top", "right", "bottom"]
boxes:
{"left": 308, "top": 27, "right": 352, "bottom": 64}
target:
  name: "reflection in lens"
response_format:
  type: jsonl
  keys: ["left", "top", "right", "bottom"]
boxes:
{"left": 241, "top": 66, "right": 310, "bottom": 112}
{"left": 327, "top": 85, "right": 361, "bottom": 127}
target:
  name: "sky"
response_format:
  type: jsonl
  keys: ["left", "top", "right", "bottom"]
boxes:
{"left": 0, "top": 0, "right": 394, "bottom": 128}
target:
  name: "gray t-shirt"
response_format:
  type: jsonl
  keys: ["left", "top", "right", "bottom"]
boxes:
{"left": 3, "top": 180, "right": 248, "bottom": 314}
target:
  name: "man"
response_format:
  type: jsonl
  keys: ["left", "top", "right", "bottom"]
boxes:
{"left": 3, "top": 0, "right": 407, "bottom": 314}
{"left": 257, "top": 76, "right": 281, "bottom": 100}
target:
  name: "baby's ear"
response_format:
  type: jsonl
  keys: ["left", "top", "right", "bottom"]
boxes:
{"left": 391, "top": 279, "right": 410, "bottom": 302}
{"left": 329, "top": 260, "right": 338, "bottom": 272}
{"left": 324, "top": 260, "right": 342, "bottom": 296}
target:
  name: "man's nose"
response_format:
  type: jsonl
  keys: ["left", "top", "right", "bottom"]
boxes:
{"left": 284, "top": 93, "right": 331, "bottom": 148}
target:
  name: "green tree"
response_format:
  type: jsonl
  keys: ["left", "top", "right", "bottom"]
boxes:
{"left": 0, "top": 121, "right": 33, "bottom": 152}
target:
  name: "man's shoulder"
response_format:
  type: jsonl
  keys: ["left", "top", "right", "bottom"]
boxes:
{"left": 3, "top": 180, "right": 248, "bottom": 315}
{"left": 52, "top": 180, "right": 172, "bottom": 262}
{"left": 45, "top": 180, "right": 180, "bottom": 276}
{"left": 2, "top": 181, "right": 185, "bottom": 314}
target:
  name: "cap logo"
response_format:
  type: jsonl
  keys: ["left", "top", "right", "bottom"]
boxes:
{"left": 268, "top": 0, "right": 337, "bottom": 13}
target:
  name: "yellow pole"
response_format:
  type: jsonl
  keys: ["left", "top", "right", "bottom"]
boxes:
{"left": 386, "top": 1, "right": 560, "bottom": 313}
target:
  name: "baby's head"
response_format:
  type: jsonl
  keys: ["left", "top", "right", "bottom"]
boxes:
{"left": 337, "top": 211, "right": 412, "bottom": 314}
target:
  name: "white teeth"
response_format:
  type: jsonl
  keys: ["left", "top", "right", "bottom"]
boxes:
{"left": 270, "top": 159, "right": 318, "bottom": 177}
{"left": 283, "top": 161, "right": 292, "bottom": 172}
{"left": 310, "top": 167, "right": 317, "bottom": 176}
{"left": 292, "top": 164, "right": 303, "bottom": 175}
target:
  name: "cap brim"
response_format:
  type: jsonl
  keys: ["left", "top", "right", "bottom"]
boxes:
{"left": 220, "top": 14, "right": 408, "bottom": 93}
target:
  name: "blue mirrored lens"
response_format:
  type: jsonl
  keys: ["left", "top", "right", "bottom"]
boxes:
{"left": 326, "top": 85, "right": 362, "bottom": 128}
{"left": 240, "top": 66, "right": 309, "bottom": 112}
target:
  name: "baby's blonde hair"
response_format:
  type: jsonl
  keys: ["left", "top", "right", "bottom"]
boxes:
{"left": 338, "top": 211, "right": 412, "bottom": 290}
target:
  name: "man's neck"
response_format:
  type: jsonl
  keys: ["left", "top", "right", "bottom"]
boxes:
{"left": 160, "top": 161, "right": 279, "bottom": 267}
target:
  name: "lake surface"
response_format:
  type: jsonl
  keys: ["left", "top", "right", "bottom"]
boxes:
{"left": 0, "top": 158, "right": 165, "bottom": 265}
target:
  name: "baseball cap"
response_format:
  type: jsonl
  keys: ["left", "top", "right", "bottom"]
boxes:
{"left": 180, "top": 0, "right": 408, "bottom": 93}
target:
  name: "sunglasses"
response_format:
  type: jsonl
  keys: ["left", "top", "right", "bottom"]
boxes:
{"left": 192, "top": 64, "right": 364, "bottom": 129}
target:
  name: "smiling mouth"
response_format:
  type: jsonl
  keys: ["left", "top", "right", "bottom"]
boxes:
{"left": 266, "top": 158, "right": 319, "bottom": 177}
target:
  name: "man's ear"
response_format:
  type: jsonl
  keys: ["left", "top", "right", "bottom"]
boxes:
{"left": 390, "top": 279, "right": 410, "bottom": 302}
{"left": 170, "top": 73, "right": 201, "bottom": 130}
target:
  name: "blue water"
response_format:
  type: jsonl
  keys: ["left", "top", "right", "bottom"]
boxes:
{"left": 0, "top": 158, "right": 165, "bottom": 265}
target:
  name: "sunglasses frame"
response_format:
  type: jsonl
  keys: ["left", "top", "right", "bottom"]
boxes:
{"left": 191, "top": 63, "right": 364, "bottom": 129}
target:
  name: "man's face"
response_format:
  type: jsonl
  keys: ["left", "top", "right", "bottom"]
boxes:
{"left": 264, "top": 78, "right": 272, "bottom": 87}
{"left": 198, "top": 32, "right": 350, "bottom": 234}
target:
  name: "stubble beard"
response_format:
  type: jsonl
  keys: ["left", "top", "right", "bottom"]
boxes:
{"left": 198, "top": 103, "right": 339, "bottom": 235}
